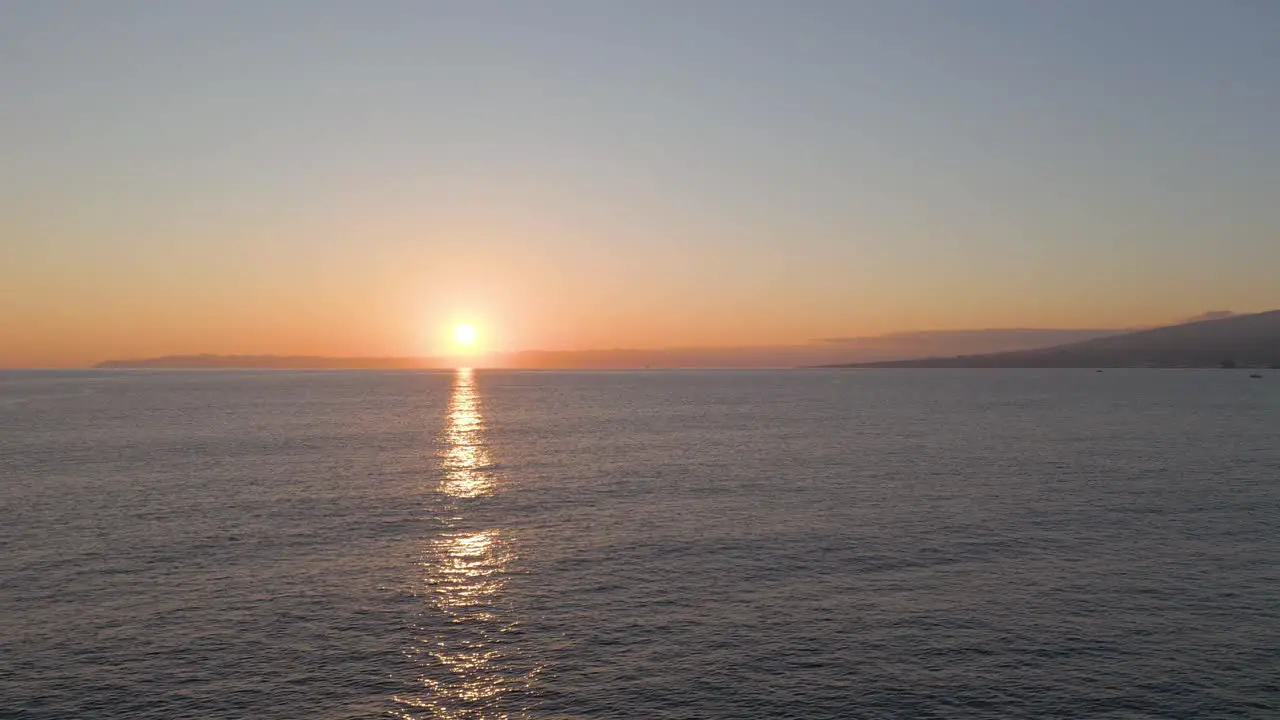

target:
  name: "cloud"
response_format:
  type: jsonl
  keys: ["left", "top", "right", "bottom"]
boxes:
{"left": 814, "top": 328, "right": 1121, "bottom": 355}
{"left": 1182, "top": 310, "right": 1236, "bottom": 323}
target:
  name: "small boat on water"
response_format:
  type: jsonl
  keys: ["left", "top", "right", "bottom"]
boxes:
{"left": 1249, "top": 373, "right": 1263, "bottom": 379}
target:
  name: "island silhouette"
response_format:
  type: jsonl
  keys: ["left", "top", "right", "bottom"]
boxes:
{"left": 93, "top": 312, "right": 1280, "bottom": 370}
{"left": 90, "top": 328, "right": 1119, "bottom": 369}
{"left": 829, "top": 310, "right": 1280, "bottom": 369}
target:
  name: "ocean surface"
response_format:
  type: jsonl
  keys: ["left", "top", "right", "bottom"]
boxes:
{"left": 2, "top": 368, "right": 1278, "bottom": 719}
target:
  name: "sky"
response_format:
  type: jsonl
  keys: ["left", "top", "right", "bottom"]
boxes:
{"left": 3, "top": 0, "right": 1279, "bottom": 367}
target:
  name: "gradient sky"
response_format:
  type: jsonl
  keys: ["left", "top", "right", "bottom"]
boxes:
{"left": 3, "top": 0, "right": 1279, "bottom": 366}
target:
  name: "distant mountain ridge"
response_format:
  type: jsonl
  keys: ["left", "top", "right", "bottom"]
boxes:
{"left": 832, "top": 310, "right": 1280, "bottom": 368}
{"left": 89, "top": 328, "right": 1124, "bottom": 370}
{"left": 92, "top": 315, "right": 1280, "bottom": 370}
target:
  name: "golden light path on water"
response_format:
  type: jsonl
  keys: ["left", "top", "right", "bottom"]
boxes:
{"left": 440, "top": 368, "right": 495, "bottom": 499}
{"left": 393, "top": 368, "right": 540, "bottom": 720}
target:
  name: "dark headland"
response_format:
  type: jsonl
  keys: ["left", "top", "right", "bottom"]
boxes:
{"left": 828, "top": 310, "right": 1280, "bottom": 369}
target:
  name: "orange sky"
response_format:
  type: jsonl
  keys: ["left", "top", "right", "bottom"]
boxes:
{"left": 2, "top": 236, "right": 1262, "bottom": 368}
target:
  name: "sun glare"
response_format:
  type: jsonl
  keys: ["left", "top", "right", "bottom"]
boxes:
{"left": 452, "top": 323, "right": 478, "bottom": 347}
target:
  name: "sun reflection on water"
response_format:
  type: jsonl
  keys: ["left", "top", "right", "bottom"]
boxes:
{"left": 440, "top": 368, "right": 495, "bottom": 499}
{"left": 393, "top": 368, "right": 540, "bottom": 720}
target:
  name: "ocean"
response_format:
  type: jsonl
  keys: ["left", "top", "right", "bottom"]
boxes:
{"left": 2, "top": 368, "right": 1278, "bottom": 719}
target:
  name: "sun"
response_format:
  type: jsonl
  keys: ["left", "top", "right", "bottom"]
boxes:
{"left": 452, "top": 323, "right": 478, "bottom": 347}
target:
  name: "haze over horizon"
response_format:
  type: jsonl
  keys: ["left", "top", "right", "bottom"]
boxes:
{"left": 88, "top": 325, "right": 1129, "bottom": 369}
{"left": 4, "top": 1, "right": 1279, "bottom": 368}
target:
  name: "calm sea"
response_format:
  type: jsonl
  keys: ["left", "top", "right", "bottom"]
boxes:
{"left": 2, "top": 369, "right": 1278, "bottom": 719}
